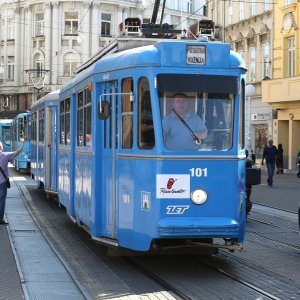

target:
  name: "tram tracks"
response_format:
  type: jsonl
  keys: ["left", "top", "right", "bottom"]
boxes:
{"left": 248, "top": 215, "right": 300, "bottom": 251}
{"left": 128, "top": 254, "right": 284, "bottom": 300}
{"left": 197, "top": 257, "right": 283, "bottom": 300}
{"left": 15, "top": 175, "right": 299, "bottom": 300}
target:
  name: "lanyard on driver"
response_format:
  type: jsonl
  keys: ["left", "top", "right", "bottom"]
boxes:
{"left": 172, "top": 109, "right": 200, "bottom": 145}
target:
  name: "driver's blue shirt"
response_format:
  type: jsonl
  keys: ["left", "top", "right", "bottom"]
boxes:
{"left": 162, "top": 112, "right": 207, "bottom": 151}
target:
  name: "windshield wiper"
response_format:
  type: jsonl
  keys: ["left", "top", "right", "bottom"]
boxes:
{"left": 172, "top": 109, "right": 200, "bottom": 145}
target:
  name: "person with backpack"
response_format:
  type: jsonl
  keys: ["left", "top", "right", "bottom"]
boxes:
{"left": 0, "top": 138, "right": 24, "bottom": 225}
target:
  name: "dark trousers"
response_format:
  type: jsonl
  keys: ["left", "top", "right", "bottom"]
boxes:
{"left": 0, "top": 181, "right": 8, "bottom": 221}
{"left": 266, "top": 162, "right": 275, "bottom": 186}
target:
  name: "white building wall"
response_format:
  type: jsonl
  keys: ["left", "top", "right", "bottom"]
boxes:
{"left": 0, "top": 0, "right": 203, "bottom": 114}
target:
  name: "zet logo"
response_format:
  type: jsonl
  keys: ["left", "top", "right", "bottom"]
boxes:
{"left": 166, "top": 205, "right": 190, "bottom": 214}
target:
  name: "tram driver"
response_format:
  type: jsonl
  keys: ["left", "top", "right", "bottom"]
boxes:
{"left": 162, "top": 93, "right": 207, "bottom": 151}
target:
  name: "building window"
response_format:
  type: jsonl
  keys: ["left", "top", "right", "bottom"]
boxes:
{"left": 7, "top": 19, "right": 14, "bottom": 40}
{"left": 0, "top": 57, "right": 4, "bottom": 78}
{"left": 1, "top": 19, "right": 5, "bottom": 40}
{"left": 101, "top": 14, "right": 112, "bottom": 36}
{"left": 33, "top": 53, "right": 44, "bottom": 76}
{"left": 35, "top": 13, "right": 44, "bottom": 36}
{"left": 7, "top": 56, "right": 14, "bottom": 80}
{"left": 63, "top": 53, "right": 79, "bottom": 76}
{"left": 187, "top": 0, "right": 194, "bottom": 13}
{"left": 249, "top": 47, "right": 256, "bottom": 82}
{"left": 288, "top": 37, "right": 295, "bottom": 77}
{"left": 285, "top": 0, "right": 293, "bottom": 5}
{"left": 171, "top": 0, "right": 179, "bottom": 10}
{"left": 239, "top": 1, "right": 244, "bottom": 20}
{"left": 238, "top": 49, "right": 244, "bottom": 59}
{"left": 264, "top": 0, "right": 269, "bottom": 11}
{"left": 250, "top": 0, "right": 256, "bottom": 16}
{"left": 228, "top": 1, "right": 233, "bottom": 24}
{"left": 262, "top": 43, "right": 269, "bottom": 78}
{"left": 64, "top": 12, "right": 78, "bottom": 35}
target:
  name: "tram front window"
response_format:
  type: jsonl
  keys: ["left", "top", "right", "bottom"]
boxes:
{"left": 3, "top": 126, "right": 11, "bottom": 146}
{"left": 159, "top": 92, "right": 234, "bottom": 151}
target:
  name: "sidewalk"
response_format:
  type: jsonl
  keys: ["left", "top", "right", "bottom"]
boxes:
{"left": 0, "top": 171, "right": 87, "bottom": 300}
{"left": 252, "top": 170, "right": 300, "bottom": 213}
{"left": 0, "top": 220, "right": 24, "bottom": 300}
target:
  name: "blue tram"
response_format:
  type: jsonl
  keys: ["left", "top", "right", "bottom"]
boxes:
{"left": 0, "top": 119, "right": 12, "bottom": 152}
{"left": 30, "top": 90, "right": 60, "bottom": 193}
{"left": 55, "top": 40, "right": 247, "bottom": 252}
{"left": 11, "top": 112, "right": 31, "bottom": 171}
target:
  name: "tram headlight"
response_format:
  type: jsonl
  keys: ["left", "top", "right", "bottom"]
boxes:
{"left": 191, "top": 189, "right": 207, "bottom": 205}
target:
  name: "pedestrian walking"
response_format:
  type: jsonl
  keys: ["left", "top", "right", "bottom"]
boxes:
{"left": 0, "top": 138, "right": 24, "bottom": 225}
{"left": 297, "top": 148, "right": 300, "bottom": 178}
{"left": 261, "top": 139, "right": 277, "bottom": 187}
{"left": 276, "top": 143, "right": 284, "bottom": 174}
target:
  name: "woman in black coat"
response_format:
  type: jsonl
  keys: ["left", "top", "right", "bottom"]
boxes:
{"left": 276, "top": 143, "right": 284, "bottom": 174}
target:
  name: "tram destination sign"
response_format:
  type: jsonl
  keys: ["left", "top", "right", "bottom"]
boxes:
{"left": 186, "top": 45, "right": 206, "bottom": 65}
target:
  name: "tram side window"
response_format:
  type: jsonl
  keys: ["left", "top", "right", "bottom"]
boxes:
{"left": 18, "top": 118, "right": 24, "bottom": 139}
{"left": 138, "top": 77, "right": 154, "bottom": 149}
{"left": 39, "top": 109, "right": 44, "bottom": 142}
{"left": 31, "top": 113, "right": 37, "bottom": 142}
{"left": 77, "top": 89, "right": 92, "bottom": 147}
{"left": 60, "top": 100, "right": 65, "bottom": 144}
{"left": 121, "top": 78, "right": 133, "bottom": 149}
{"left": 23, "top": 115, "right": 28, "bottom": 141}
{"left": 77, "top": 91, "right": 84, "bottom": 146}
{"left": 84, "top": 89, "right": 92, "bottom": 147}
{"left": 65, "top": 98, "right": 71, "bottom": 145}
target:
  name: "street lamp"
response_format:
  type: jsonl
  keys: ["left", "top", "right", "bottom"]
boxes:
{"left": 245, "top": 84, "right": 255, "bottom": 151}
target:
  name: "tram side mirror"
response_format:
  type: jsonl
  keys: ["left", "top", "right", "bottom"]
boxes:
{"left": 98, "top": 100, "right": 110, "bottom": 120}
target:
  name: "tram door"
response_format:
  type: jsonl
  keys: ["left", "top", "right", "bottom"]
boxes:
{"left": 101, "top": 81, "right": 118, "bottom": 239}
{"left": 45, "top": 106, "right": 57, "bottom": 192}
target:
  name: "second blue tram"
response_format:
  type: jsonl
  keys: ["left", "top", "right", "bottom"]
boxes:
{"left": 11, "top": 112, "right": 31, "bottom": 171}
{"left": 30, "top": 90, "right": 60, "bottom": 193}
{"left": 0, "top": 119, "right": 12, "bottom": 152}
{"left": 55, "top": 40, "right": 248, "bottom": 252}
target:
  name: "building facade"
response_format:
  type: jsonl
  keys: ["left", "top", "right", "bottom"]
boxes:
{"left": 207, "top": 0, "right": 273, "bottom": 160}
{"left": 0, "top": 0, "right": 204, "bottom": 118}
{"left": 262, "top": 0, "right": 300, "bottom": 170}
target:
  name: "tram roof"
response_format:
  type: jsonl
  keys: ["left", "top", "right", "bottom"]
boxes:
{"left": 31, "top": 90, "right": 60, "bottom": 110}
{"left": 0, "top": 119, "right": 12, "bottom": 124}
{"left": 60, "top": 40, "right": 246, "bottom": 94}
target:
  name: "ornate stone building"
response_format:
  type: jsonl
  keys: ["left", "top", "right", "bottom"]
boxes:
{"left": 262, "top": 0, "right": 300, "bottom": 170}
{"left": 0, "top": 0, "right": 204, "bottom": 118}
{"left": 207, "top": 0, "right": 273, "bottom": 160}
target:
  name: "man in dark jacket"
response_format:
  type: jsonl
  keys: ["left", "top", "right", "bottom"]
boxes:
{"left": 261, "top": 140, "right": 277, "bottom": 187}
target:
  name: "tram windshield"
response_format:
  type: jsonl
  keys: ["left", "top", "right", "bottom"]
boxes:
{"left": 158, "top": 73, "right": 237, "bottom": 152}
{"left": 159, "top": 91, "right": 234, "bottom": 151}
{"left": 2, "top": 126, "right": 11, "bottom": 146}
